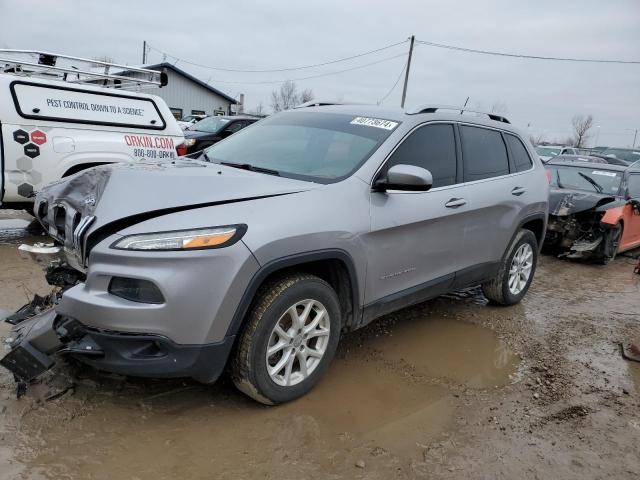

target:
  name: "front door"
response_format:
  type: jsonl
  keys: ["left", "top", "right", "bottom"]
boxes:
{"left": 364, "top": 123, "right": 468, "bottom": 306}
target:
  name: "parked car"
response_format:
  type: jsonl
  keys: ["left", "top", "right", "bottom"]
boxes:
{"left": 2, "top": 104, "right": 549, "bottom": 404}
{"left": 589, "top": 153, "right": 633, "bottom": 166}
{"left": 177, "top": 114, "right": 208, "bottom": 130}
{"left": 544, "top": 159, "right": 640, "bottom": 262}
{"left": 182, "top": 115, "right": 258, "bottom": 154}
{"left": 551, "top": 154, "right": 608, "bottom": 164}
{"left": 598, "top": 147, "right": 640, "bottom": 165}
{"left": 535, "top": 145, "right": 579, "bottom": 163}
{"left": 0, "top": 50, "right": 185, "bottom": 210}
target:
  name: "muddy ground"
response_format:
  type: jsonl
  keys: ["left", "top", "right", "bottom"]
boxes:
{"left": 0, "top": 209, "right": 639, "bottom": 480}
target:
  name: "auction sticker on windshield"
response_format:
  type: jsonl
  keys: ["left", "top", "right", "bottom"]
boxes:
{"left": 592, "top": 170, "right": 618, "bottom": 177}
{"left": 350, "top": 117, "right": 398, "bottom": 130}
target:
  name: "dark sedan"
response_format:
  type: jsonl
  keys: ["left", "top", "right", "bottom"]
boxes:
{"left": 183, "top": 116, "right": 258, "bottom": 154}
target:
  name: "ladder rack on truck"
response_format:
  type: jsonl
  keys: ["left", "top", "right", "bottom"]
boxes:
{"left": 0, "top": 49, "right": 167, "bottom": 90}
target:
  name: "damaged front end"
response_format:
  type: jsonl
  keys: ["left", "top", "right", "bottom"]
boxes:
{"left": 0, "top": 243, "right": 96, "bottom": 384}
{"left": 545, "top": 190, "right": 623, "bottom": 262}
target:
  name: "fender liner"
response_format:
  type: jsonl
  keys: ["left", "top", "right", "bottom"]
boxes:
{"left": 225, "top": 249, "right": 361, "bottom": 337}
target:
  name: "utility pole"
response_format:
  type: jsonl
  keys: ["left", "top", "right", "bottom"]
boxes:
{"left": 633, "top": 128, "right": 638, "bottom": 148}
{"left": 142, "top": 40, "right": 147, "bottom": 64}
{"left": 400, "top": 35, "right": 415, "bottom": 109}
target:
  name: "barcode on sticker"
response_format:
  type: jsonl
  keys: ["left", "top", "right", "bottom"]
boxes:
{"left": 350, "top": 117, "right": 398, "bottom": 130}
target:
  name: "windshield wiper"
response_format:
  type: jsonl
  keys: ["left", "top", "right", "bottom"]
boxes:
{"left": 577, "top": 172, "right": 604, "bottom": 193}
{"left": 220, "top": 161, "right": 280, "bottom": 176}
{"left": 555, "top": 170, "right": 564, "bottom": 189}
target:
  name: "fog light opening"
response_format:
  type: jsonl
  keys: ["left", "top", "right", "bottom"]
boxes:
{"left": 108, "top": 277, "right": 165, "bottom": 304}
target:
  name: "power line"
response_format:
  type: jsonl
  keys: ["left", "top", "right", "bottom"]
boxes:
{"left": 180, "top": 53, "right": 408, "bottom": 86}
{"left": 416, "top": 39, "right": 640, "bottom": 64}
{"left": 146, "top": 39, "right": 408, "bottom": 73}
{"left": 378, "top": 61, "right": 406, "bottom": 104}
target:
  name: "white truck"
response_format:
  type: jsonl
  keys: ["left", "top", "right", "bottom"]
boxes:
{"left": 0, "top": 50, "right": 185, "bottom": 209}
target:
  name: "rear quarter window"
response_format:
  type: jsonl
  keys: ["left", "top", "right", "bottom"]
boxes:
{"left": 505, "top": 134, "right": 533, "bottom": 172}
{"left": 460, "top": 125, "right": 510, "bottom": 181}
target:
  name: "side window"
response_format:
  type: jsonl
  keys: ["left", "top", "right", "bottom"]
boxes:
{"left": 628, "top": 174, "right": 640, "bottom": 198}
{"left": 505, "top": 134, "right": 533, "bottom": 172}
{"left": 226, "top": 121, "right": 245, "bottom": 133}
{"left": 460, "top": 126, "right": 510, "bottom": 182}
{"left": 384, "top": 124, "right": 457, "bottom": 188}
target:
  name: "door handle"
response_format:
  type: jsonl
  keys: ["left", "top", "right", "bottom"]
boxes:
{"left": 445, "top": 198, "right": 467, "bottom": 208}
{"left": 511, "top": 187, "right": 526, "bottom": 196}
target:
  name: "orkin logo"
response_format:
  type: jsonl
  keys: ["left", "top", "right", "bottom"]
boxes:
{"left": 124, "top": 135, "right": 175, "bottom": 149}
{"left": 31, "top": 130, "right": 47, "bottom": 145}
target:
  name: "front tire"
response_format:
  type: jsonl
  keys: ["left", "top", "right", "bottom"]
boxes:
{"left": 231, "top": 273, "right": 341, "bottom": 405}
{"left": 482, "top": 229, "right": 538, "bottom": 305}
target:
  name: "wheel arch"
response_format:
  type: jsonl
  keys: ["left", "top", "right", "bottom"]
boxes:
{"left": 520, "top": 214, "right": 546, "bottom": 249}
{"left": 226, "top": 249, "right": 361, "bottom": 338}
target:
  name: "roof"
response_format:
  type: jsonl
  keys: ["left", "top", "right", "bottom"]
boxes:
{"left": 142, "top": 63, "right": 237, "bottom": 104}
{"left": 288, "top": 103, "right": 524, "bottom": 135}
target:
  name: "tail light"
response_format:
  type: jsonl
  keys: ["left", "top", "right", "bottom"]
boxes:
{"left": 176, "top": 142, "right": 187, "bottom": 157}
{"left": 545, "top": 169, "right": 552, "bottom": 184}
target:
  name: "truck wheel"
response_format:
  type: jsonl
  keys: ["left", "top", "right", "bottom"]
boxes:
{"left": 231, "top": 273, "right": 341, "bottom": 405}
{"left": 482, "top": 229, "right": 538, "bottom": 306}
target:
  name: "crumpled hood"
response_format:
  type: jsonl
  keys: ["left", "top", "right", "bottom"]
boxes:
{"left": 35, "top": 159, "right": 313, "bottom": 233}
{"left": 548, "top": 188, "right": 618, "bottom": 216}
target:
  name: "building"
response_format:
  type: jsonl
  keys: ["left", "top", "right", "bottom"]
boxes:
{"left": 133, "top": 63, "right": 238, "bottom": 119}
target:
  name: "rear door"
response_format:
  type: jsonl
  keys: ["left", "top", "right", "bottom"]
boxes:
{"left": 365, "top": 123, "right": 468, "bottom": 305}
{"left": 456, "top": 125, "right": 532, "bottom": 281}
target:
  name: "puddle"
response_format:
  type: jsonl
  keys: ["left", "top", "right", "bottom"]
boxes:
{"left": 0, "top": 313, "right": 518, "bottom": 479}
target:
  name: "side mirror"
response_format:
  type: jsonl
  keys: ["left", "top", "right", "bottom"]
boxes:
{"left": 374, "top": 164, "right": 433, "bottom": 192}
{"left": 628, "top": 198, "right": 640, "bottom": 213}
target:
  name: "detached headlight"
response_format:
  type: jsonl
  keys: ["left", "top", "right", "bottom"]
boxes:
{"left": 111, "top": 225, "right": 246, "bottom": 251}
{"left": 183, "top": 138, "right": 197, "bottom": 147}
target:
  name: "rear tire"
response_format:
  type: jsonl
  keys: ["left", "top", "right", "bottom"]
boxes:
{"left": 482, "top": 229, "right": 538, "bottom": 305}
{"left": 231, "top": 273, "right": 341, "bottom": 405}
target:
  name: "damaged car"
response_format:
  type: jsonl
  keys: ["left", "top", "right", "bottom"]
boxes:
{"left": 1, "top": 104, "right": 549, "bottom": 404}
{"left": 544, "top": 159, "right": 640, "bottom": 263}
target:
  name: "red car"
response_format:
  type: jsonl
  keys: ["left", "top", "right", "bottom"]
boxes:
{"left": 544, "top": 159, "right": 640, "bottom": 263}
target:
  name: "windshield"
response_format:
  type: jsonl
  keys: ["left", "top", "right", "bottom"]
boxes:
{"left": 204, "top": 111, "right": 398, "bottom": 183}
{"left": 601, "top": 148, "right": 640, "bottom": 163}
{"left": 547, "top": 165, "right": 623, "bottom": 194}
{"left": 535, "top": 146, "right": 562, "bottom": 157}
{"left": 190, "top": 116, "right": 230, "bottom": 133}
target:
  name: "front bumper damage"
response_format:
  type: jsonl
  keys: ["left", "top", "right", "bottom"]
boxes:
{"left": 1, "top": 244, "right": 234, "bottom": 388}
{"left": 2, "top": 308, "right": 233, "bottom": 384}
{"left": 544, "top": 190, "right": 623, "bottom": 261}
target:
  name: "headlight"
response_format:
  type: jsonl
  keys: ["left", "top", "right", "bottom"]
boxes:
{"left": 183, "top": 138, "right": 196, "bottom": 147}
{"left": 111, "top": 225, "right": 246, "bottom": 251}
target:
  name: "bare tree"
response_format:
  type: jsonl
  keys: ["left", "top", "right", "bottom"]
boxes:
{"left": 528, "top": 133, "right": 546, "bottom": 146}
{"left": 271, "top": 81, "right": 314, "bottom": 112}
{"left": 571, "top": 114, "right": 594, "bottom": 148}
{"left": 490, "top": 100, "right": 508, "bottom": 115}
{"left": 248, "top": 102, "right": 266, "bottom": 117}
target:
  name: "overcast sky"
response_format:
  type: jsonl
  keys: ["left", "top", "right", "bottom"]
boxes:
{"left": 1, "top": 0, "right": 639, "bottom": 147}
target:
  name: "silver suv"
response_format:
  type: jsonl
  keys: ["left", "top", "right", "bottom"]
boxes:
{"left": 2, "top": 104, "right": 548, "bottom": 404}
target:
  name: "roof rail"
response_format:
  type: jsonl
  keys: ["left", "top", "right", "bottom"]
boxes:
{"left": 294, "top": 100, "right": 346, "bottom": 108}
{"left": 0, "top": 49, "right": 167, "bottom": 90}
{"left": 408, "top": 104, "right": 510, "bottom": 124}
